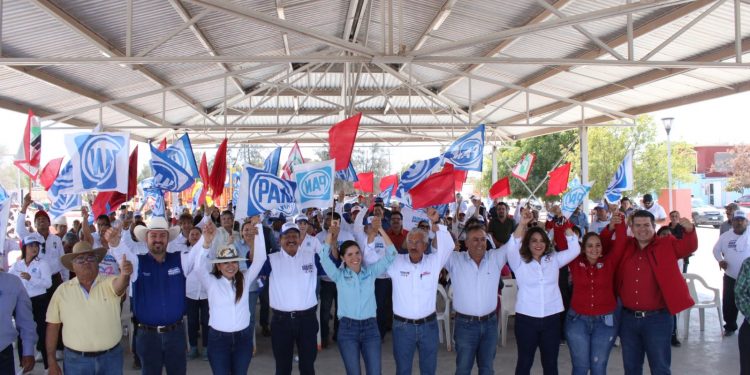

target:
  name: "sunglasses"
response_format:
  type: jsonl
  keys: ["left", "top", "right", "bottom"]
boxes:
{"left": 72, "top": 255, "right": 98, "bottom": 265}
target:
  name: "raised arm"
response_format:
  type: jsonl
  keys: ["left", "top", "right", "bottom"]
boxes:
{"left": 317, "top": 223, "right": 342, "bottom": 281}
{"left": 369, "top": 227, "right": 398, "bottom": 276}
{"left": 427, "top": 208, "right": 454, "bottom": 268}
{"left": 507, "top": 209, "right": 532, "bottom": 271}
{"left": 243, "top": 221, "right": 268, "bottom": 282}
{"left": 16, "top": 193, "right": 33, "bottom": 239}
{"left": 555, "top": 228, "right": 581, "bottom": 268}
{"left": 80, "top": 206, "right": 94, "bottom": 246}
{"left": 672, "top": 217, "right": 698, "bottom": 259}
{"left": 113, "top": 254, "right": 133, "bottom": 297}
{"left": 105, "top": 226, "right": 140, "bottom": 283}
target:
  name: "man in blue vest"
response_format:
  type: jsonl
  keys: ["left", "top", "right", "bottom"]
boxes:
{"left": 109, "top": 216, "right": 196, "bottom": 375}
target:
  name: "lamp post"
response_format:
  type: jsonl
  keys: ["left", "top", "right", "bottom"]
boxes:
{"left": 662, "top": 117, "right": 674, "bottom": 213}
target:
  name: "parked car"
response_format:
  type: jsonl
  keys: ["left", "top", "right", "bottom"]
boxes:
{"left": 691, "top": 198, "right": 725, "bottom": 228}
{"left": 736, "top": 195, "right": 750, "bottom": 208}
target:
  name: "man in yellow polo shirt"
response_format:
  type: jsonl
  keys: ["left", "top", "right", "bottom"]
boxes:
{"left": 45, "top": 239, "right": 132, "bottom": 375}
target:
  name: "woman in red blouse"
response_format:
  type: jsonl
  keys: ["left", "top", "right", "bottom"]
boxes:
{"left": 565, "top": 211, "right": 627, "bottom": 375}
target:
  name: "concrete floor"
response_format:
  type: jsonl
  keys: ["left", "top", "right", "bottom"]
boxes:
{"left": 21, "top": 227, "right": 745, "bottom": 374}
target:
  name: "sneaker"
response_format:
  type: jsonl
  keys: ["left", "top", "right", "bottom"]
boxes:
{"left": 724, "top": 330, "right": 736, "bottom": 337}
{"left": 188, "top": 347, "right": 199, "bottom": 359}
{"left": 671, "top": 335, "right": 681, "bottom": 347}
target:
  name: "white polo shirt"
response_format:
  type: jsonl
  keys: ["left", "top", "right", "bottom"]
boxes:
{"left": 386, "top": 225, "right": 453, "bottom": 320}
{"left": 507, "top": 234, "right": 580, "bottom": 318}
{"left": 9, "top": 258, "right": 52, "bottom": 298}
{"left": 714, "top": 230, "right": 750, "bottom": 279}
{"left": 266, "top": 246, "right": 320, "bottom": 312}
{"left": 188, "top": 225, "right": 267, "bottom": 332}
{"left": 445, "top": 243, "right": 510, "bottom": 316}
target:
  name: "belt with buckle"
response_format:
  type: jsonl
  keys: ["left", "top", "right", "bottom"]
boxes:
{"left": 394, "top": 312, "right": 437, "bottom": 325}
{"left": 65, "top": 345, "right": 118, "bottom": 358}
{"left": 623, "top": 308, "right": 667, "bottom": 319}
{"left": 456, "top": 311, "right": 496, "bottom": 322}
{"left": 137, "top": 320, "right": 183, "bottom": 333}
{"left": 272, "top": 305, "right": 317, "bottom": 319}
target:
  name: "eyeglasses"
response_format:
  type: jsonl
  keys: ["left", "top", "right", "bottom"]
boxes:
{"left": 72, "top": 255, "right": 98, "bottom": 265}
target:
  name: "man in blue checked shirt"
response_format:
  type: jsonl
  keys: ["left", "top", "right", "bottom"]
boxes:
{"left": 0, "top": 271, "right": 37, "bottom": 373}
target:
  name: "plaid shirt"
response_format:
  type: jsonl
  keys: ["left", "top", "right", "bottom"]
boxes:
{"left": 735, "top": 257, "right": 750, "bottom": 319}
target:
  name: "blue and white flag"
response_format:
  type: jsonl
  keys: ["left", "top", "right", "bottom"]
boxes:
{"left": 401, "top": 206, "right": 430, "bottom": 231}
{"left": 274, "top": 203, "right": 298, "bottom": 218}
{"left": 192, "top": 183, "right": 204, "bottom": 212}
{"left": 377, "top": 184, "right": 394, "bottom": 205}
{"left": 231, "top": 171, "right": 241, "bottom": 207}
{"left": 236, "top": 165, "right": 297, "bottom": 221}
{"left": 293, "top": 160, "right": 335, "bottom": 210}
{"left": 163, "top": 134, "right": 199, "bottom": 179}
{"left": 335, "top": 162, "right": 359, "bottom": 182}
{"left": 434, "top": 203, "right": 450, "bottom": 218}
{"left": 604, "top": 151, "right": 633, "bottom": 203}
{"left": 400, "top": 156, "right": 443, "bottom": 192}
{"left": 442, "top": 124, "right": 485, "bottom": 171}
{"left": 144, "top": 188, "right": 165, "bottom": 218}
{"left": 47, "top": 161, "right": 81, "bottom": 220}
{"left": 263, "top": 147, "right": 282, "bottom": 176}
{"left": 64, "top": 132, "right": 130, "bottom": 193}
{"left": 0, "top": 184, "right": 11, "bottom": 243}
{"left": 562, "top": 178, "right": 593, "bottom": 219}
{"left": 150, "top": 144, "right": 195, "bottom": 192}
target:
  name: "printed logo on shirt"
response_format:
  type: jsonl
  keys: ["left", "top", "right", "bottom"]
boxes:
{"left": 729, "top": 239, "right": 737, "bottom": 250}
{"left": 167, "top": 267, "right": 181, "bottom": 276}
{"left": 544, "top": 255, "right": 551, "bottom": 263}
{"left": 301, "top": 263, "right": 315, "bottom": 273}
{"left": 419, "top": 271, "right": 431, "bottom": 279}
{"left": 400, "top": 271, "right": 410, "bottom": 277}
{"left": 141, "top": 272, "right": 151, "bottom": 277}
{"left": 596, "top": 262, "right": 604, "bottom": 269}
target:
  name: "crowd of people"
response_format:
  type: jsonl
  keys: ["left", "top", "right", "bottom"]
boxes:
{"left": 0, "top": 189, "right": 749, "bottom": 375}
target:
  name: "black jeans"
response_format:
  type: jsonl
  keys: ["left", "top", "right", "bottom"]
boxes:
{"left": 558, "top": 267, "right": 572, "bottom": 337}
{"left": 0, "top": 345, "right": 14, "bottom": 375}
{"left": 18, "top": 294, "right": 48, "bottom": 369}
{"left": 319, "top": 279, "right": 338, "bottom": 342}
{"left": 515, "top": 313, "right": 561, "bottom": 375}
{"left": 185, "top": 297, "right": 209, "bottom": 348}
{"left": 724, "top": 275, "right": 739, "bottom": 332}
{"left": 259, "top": 280, "right": 270, "bottom": 328}
{"left": 740, "top": 320, "right": 750, "bottom": 375}
{"left": 375, "top": 278, "right": 393, "bottom": 339}
{"left": 271, "top": 308, "right": 319, "bottom": 375}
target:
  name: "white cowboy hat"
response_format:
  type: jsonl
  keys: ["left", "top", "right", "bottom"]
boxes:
{"left": 210, "top": 245, "right": 247, "bottom": 264}
{"left": 134, "top": 216, "right": 181, "bottom": 243}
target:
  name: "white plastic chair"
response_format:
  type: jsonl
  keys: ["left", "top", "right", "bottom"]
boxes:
{"left": 436, "top": 284, "right": 452, "bottom": 351}
{"left": 499, "top": 278, "right": 518, "bottom": 346}
{"left": 681, "top": 273, "right": 723, "bottom": 339}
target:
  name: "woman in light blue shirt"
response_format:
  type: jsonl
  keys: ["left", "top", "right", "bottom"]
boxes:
{"left": 318, "top": 219, "right": 397, "bottom": 375}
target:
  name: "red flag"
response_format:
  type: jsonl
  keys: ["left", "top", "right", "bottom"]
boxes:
{"left": 328, "top": 113, "right": 361, "bottom": 171}
{"left": 454, "top": 169, "right": 468, "bottom": 192}
{"left": 379, "top": 174, "right": 398, "bottom": 195}
{"left": 198, "top": 154, "right": 209, "bottom": 206}
{"left": 157, "top": 138, "right": 167, "bottom": 152}
{"left": 489, "top": 177, "right": 512, "bottom": 199}
{"left": 39, "top": 157, "right": 64, "bottom": 190}
{"left": 546, "top": 162, "right": 571, "bottom": 196}
{"left": 353, "top": 172, "right": 374, "bottom": 193}
{"left": 410, "top": 166, "right": 456, "bottom": 209}
{"left": 209, "top": 138, "right": 228, "bottom": 199}
{"left": 92, "top": 146, "right": 138, "bottom": 217}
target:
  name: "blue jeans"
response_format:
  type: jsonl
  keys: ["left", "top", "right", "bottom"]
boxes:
{"left": 453, "top": 314, "right": 498, "bottom": 375}
{"left": 207, "top": 325, "right": 253, "bottom": 375}
{"left": 392, "top": 317, "right": 439, "bottom": 375}
{"left": 514, "top": 313, "right": 561, "bottom": 375}
{"left": 135, "top": 322, "right": 187, "bottom": 375}
{"left": 620, "top": 309, "right": 672, "bottom": 375}
{"left": 337, "top": 317, "right": 381, "bottom": 375}
{"left": 565, "top": 309, "right": 617, "bottom": 375}
{"left": 63, "top": 344, "right": 123, "bottom": 375}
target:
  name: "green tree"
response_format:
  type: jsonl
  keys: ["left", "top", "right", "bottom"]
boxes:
{"left": 566, "top": 115, "right": 695, "bottom": 199}
{"left": 481, "top": 130, "right": 578, "bottom": 200}
{"left": 726, "top": 145, "right": 750, "bottom": 192}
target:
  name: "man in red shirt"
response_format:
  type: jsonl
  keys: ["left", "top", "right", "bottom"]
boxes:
{"left": 386, "top": 212, "right": 409, "bottom": 253}
{"left": 615, "top": 210, "right": 697, "bottom": 375}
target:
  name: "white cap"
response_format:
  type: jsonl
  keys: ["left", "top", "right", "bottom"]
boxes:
{"left": 733, "top": 210, "right": 747, "bottom": 220}
{"left": 281, "top": 222, "right": 300, "bottom": 235}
